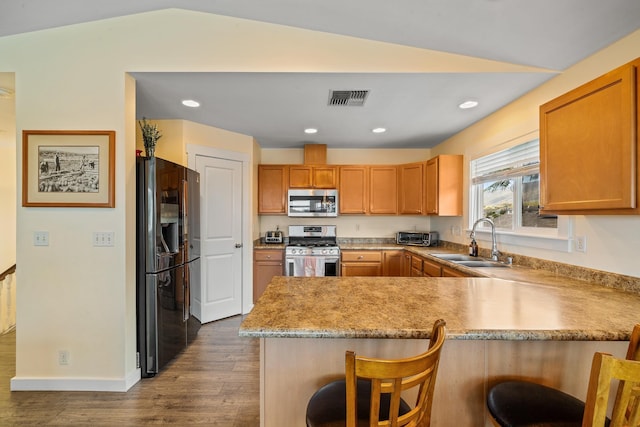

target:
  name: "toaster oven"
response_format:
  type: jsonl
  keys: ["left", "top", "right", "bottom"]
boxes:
{"left": 396, "top": 231, "right": 439, "bottom": 247}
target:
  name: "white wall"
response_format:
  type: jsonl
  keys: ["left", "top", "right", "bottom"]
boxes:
{"left": 431, "top": 29, "right": 640, "bottom": 277}
{"left": 0, "top": 8, "right": 470, "bottom": 390}
{"left": 0, "top": 73, "right": 16, "bottom": 271}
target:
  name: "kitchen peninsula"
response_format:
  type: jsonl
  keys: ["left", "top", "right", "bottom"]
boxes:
{"left": 239, "top": 275, "right": 640, "bottom": 427}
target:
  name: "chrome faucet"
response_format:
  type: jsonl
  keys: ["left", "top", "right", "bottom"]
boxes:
{"left": 470, "top": 217, "right": 500, "bottom": 261}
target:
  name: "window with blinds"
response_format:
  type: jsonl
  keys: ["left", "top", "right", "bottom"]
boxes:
{"left": 470, "top": 139, "right": 557, "bottom": 232}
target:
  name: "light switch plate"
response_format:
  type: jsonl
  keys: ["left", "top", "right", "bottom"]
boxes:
{"left": 93, "top": 231, "right": 115, "bottom": 247}
{"left": 34, "top": 231, "right": 49, "bottom": 246}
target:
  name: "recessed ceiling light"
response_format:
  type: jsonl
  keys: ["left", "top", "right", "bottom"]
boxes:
{"left": 182, "top": 99, "right": 200, "bottom": 108}
{"left": 304, "top": 128, "right": 318, "bottom": 134}
{"left": 372, "top": 127, "right": 386, "bottom": 133}
{"left": 459, "top": 100, "right": 479, "bottom": 109}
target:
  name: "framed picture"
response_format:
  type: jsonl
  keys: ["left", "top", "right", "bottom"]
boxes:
{"left": 22, "top": 130, "right": 115, "bottom": 208}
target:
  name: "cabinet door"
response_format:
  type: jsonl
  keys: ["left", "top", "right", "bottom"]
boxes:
{"left": 540, "top": 60, "right": 637, "bottom": 213}
{"left": 370, "top": 166, "right": 398, "bottom": 214}
{"left": 402, "top": 252, "right": 412, "bottom": 277}
{"left": 258, "top": 165, "right": 288, "bottom": 214}
{"left": 425, "top": 158, "right": 439, "bottom": 214}
{"left": 339, "top": 166, "right": 369, "bottom": 214}
{"left": 399, "top": 162, "right": 425, "bottom": 214}
{"left": 382, "top": 250, "right": 404, "bottom": 276}
{"left": 253, "top": 250, "right": 284, "bottom": 302}
{"left": 290, "top": 166, "right": 337, "bottom": 188}
{"left": 441, "top": 266, "right": 472, "bottom": 277}
{"left": 289, "top": 166, "right": 313, "bottom": 188}
{"left": 425, "top": 155, "right": 463, "bottom": 216}
{"left": 422, "top": 258, "right": 442, "bottom": 277}
{"left": 312, "top": 166, "right": 337, "bottom": 188}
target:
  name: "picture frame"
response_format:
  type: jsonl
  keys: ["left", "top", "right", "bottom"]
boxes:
{"left": 22, "top": 130, "right": 115, "bottom": 208}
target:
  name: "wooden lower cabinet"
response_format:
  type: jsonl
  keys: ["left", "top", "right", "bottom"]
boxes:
{"left": 253, "top": 249, "right": 284, "bottom": 302}
{"left": 402, "top": 252, "right": 412, "bottom": 277}
{"left": 382, "top": 250, "right": 404, "bottom": 276}
{"left": 441, "top": 266, "right": 472, "bottom": 277}
{"left": 341, "top": 250, "right": 382, "bottom": 277}
{"left": 411, "top": 255, "right": 424, "bottom": 277}
{"left": 422, "top": 258, "right": 442, "bottom": 277}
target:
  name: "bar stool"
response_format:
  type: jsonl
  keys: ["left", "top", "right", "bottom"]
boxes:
{"left": 487, "top": 324, "right": 640, "bottom": 427}
{"left": 306, "top": 319, "right": 447, "bottom": 427}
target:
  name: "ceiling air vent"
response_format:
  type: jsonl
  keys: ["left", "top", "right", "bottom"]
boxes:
{"left": 328, "top": 90, "right": 369, "bottom": 106}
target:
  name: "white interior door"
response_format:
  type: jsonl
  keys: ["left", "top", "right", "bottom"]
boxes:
{"left": 195, "top": 155, "right": 243, "bottom": 322}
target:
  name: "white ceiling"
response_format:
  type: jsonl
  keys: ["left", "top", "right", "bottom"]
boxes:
{"left": 2, "top": 0, "right": 640, "bottom": 148}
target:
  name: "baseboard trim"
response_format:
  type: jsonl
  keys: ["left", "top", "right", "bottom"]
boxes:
{"left": 11, "top": 369, "right": 141, "bottom": 392}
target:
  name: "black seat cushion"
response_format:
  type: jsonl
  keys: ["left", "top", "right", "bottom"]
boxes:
{"left": 306, "top": 378, "right": 412, "bottom": 427}
{"left": 487, "top": 380, "right": 610, "bottom": 427}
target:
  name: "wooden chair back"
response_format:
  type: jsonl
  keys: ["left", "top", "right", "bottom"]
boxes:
{"left": 582, "top": 352, "right": 640, "bottom": 427}
{"left": 345, "top": 319, "right": 447, "bottom": 427}
{"left": 625, "top": 324, "right": 640, "bottom": 361}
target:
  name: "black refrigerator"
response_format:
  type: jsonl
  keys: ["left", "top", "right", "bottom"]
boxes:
{"left": 136, "top": 157, "right": 201, "bottom": 378}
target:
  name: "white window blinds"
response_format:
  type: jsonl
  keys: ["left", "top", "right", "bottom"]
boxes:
{"left": 471, "top": 139, "right": 539, "bottom": 184}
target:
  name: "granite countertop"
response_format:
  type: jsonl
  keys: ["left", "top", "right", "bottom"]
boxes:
{"left": 239, "top": 275, "right": 640, "bottom": 341}
{"left": 255, "top": 240, "right": 640, "bottom": 293}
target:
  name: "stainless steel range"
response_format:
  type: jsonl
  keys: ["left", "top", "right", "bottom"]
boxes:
{"left": 285, "top": 225, "right": 340, "bottom": 277}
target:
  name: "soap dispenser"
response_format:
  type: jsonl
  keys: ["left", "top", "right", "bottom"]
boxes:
{"left": 469, "top": 238, "right": 478, "bottom": 257}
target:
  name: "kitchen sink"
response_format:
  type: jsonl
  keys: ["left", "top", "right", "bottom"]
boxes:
{"left": 430, "top": 254, "right": 479, "bottom": 261}
{"left": 430, "top": 253, "right": 510, "bottom": 268}
{"left": 455, "top": 260, "right": 509, "bottom": 268}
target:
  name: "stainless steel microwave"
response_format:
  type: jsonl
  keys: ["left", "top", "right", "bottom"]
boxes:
{"left": 288, "top": 189, "right": 338, "bottom": 217}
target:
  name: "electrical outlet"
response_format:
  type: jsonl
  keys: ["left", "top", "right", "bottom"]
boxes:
{"left": 34, "top": 231, "right": 49, "bottom": 246}
{"left": 575, "top": 235, "right": 587, "bottom": 253}
{"left": 58, "top": 350, "right": 69, "bottom": 365}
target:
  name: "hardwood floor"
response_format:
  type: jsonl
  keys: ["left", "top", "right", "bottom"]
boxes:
{"left": 0, "top": 315, "right": 260, "bottom": 426}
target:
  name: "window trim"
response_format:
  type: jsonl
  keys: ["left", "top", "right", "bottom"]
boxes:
{"left": 468, "top": 134, "right": 571, "bottom": 252}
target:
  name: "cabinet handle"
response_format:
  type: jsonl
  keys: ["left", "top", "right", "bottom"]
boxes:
{"left": 358, "top": 255, "right": 363, "bottom": 259}
{"left": 266, "top": 255, "right": 271, "bottom": 259}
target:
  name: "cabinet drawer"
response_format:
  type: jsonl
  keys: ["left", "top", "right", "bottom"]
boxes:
{"left": 411, "top": 256, "right": 423, "bottom": 271}
{"left": 341, "top": 251, "right": 382, "bottom": 263}
{"left": 254, "top": 250, "right": 283, "bottom": 262}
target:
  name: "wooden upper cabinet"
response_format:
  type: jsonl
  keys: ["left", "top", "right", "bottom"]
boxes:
{"left": 540, "top": 58, "right": 639, "bottom": 214}
{"left": 312, "top": 166, "right": 337, "bottom": 188}
{"left": 289, "top": 166, "right": 312, "bottom": 188}
{"left": 258, "top": 165, "right": 288, "bottom": 214}
{"left": 339, "top": 166, "right": 369, "bottom": 214}
{"left": 289, "top": 165, "right": 337, "bottom": 188}
{"left": 370, "top": 166, "right": 398, "bottom": 214}
{"left": 425, "top": 155, "right": 463, "bottom": 216}
{"left": 399, "top": 162, "right": 425, "bottom": 215}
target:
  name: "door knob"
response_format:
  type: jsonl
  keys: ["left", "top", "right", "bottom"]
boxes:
{"left": 235, "top": 243, "right": 243, "bottom": 248}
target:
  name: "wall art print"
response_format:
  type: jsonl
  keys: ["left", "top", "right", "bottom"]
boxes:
{"left": 22, "top": 130, "right": 115, "bottom": 207}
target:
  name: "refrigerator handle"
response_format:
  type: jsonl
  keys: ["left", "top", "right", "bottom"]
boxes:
{"left": 183, "top": 179, "right": 189, "bottom": 255}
